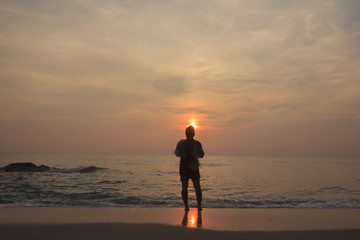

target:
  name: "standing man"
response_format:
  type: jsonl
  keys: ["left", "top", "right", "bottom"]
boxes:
{"left": 175, "top": 125, "right": 204, "bottom": 211}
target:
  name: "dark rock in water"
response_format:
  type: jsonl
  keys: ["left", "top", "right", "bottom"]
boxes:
{"left": 3, "top": 162, "right": 50, "bottom": 172}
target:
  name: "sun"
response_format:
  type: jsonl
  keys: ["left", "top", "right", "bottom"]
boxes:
{"left": 189, "top": 120, "right": 198, "bottom": 129}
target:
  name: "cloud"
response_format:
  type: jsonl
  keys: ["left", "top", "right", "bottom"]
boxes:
{"left": 0, "top": 0, "right": 359, "bottom": 155}
{"left": 152, "top": 76, "right": 188, "bottom": 95}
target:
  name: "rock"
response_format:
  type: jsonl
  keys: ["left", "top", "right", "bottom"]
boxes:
{"left": 37, "top": 165, "right": 51, "bottom": 172}
{"left": 3, "top": 162, "right": 50, "bottom": 172}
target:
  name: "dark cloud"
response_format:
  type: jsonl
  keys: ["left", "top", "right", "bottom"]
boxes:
{"left": 335, "top": 0, "right": 360, "bottom": 32}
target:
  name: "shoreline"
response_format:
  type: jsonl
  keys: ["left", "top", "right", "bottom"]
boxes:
{"left": 1, "top": 207, "right": 360, "bottom": 240}
{"left": 1, "top": 223, "right": 360, "bottom": 240}
{"left": 1, "top": 207, "right": 360, "bottom": 231}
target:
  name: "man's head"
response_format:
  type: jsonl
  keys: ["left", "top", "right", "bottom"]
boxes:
{"left": 185, "top": 125, "right": 195, "bottom": 139}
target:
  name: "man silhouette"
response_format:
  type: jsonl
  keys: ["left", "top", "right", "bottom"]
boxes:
{"left": 175, "top": 125, "right": 204, "bottom": 211}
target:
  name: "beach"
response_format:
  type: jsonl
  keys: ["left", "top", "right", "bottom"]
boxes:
{"left": 1, "top": 207, "right": 360, "bottom": 240}
{"left": 1, "top": 154, "right": 360, "bottom": 239}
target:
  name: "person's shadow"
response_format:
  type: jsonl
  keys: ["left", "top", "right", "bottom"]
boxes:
{"left": 181, "top": 210, "right": 202, "bottom": 228}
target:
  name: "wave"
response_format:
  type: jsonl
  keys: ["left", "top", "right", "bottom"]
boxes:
{"left": 1, "top": 192, "right": 359, "bottom": 208}
{"left": 49, "top": 166, "right": 107, "bottom": 173}
{"left": 203, "top": 197, "right": 360, "bottom": 208}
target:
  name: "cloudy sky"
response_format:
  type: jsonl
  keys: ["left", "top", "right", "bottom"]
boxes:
{"left": 1, "top": 0, "right": 359, "bottom": 157}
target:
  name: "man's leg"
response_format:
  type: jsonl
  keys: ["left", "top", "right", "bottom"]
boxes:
{"left": 181, "top": 209, "right": 189, "bottom": 226}
{"left": 181, "top": 179, "right": 189, "bottom": 210}
{"left": 192, "top": 178, "right": 202, "bottom": 211}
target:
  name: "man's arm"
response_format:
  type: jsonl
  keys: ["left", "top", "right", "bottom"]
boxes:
{"left": 196, "top": 141, "right": 204, "bottom": 158}
{"left": 175, "top": 140, "right": 183, "bottom": 157}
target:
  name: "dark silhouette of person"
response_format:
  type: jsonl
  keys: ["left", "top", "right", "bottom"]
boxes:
{"left": 175, "top": 125, "right": 204, "bottom": 211}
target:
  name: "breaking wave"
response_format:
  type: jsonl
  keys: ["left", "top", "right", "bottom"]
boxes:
{"left": 50, "top": 166, "right": 107, "bottom": 173}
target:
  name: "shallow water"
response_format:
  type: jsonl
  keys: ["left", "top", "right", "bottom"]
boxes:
{"left": 1, "top": 153, "right": 359, "bottom": 208}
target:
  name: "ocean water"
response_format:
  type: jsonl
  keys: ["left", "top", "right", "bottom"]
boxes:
{"left": 0, "top": 153, "right": 359, "bottom": 208}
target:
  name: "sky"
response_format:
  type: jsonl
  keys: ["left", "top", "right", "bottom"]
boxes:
{"left": 0, "top": 0, "right": 359, "bottom": 157}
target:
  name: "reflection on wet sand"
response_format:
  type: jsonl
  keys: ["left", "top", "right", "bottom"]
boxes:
{"left": 182, "top": 210, "right": 202, "bottom": 228}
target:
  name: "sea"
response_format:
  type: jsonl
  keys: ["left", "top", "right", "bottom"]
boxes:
{"left": 0, "top": 153, "right": 359, "bottom": 208}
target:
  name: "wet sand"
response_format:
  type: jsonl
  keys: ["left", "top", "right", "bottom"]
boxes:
{"left": 1, "top": 207, "right": 360, "bottom": 240}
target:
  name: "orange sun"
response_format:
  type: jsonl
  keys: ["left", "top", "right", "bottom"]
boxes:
{"left": 189, "top": 120, "right": 198, "bottom": 129}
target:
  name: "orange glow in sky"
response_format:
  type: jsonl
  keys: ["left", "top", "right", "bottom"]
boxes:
{"left": 1, "top": 1, "right": 359, "bottom": 157}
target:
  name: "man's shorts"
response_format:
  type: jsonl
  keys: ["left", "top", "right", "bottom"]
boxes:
{"left": 180, "top": 167, "right": 200, "bottom": 182}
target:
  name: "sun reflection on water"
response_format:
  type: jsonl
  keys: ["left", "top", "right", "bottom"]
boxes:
{"left": 181, "top": 210, "right": 202, "bottom": 228}
{"left": 189, "top": 215, "right": 196, "bottom": 228}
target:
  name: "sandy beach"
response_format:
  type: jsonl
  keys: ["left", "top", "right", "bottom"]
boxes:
{"left": 1, "top": 207, "right": 360, "bottom": 240}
